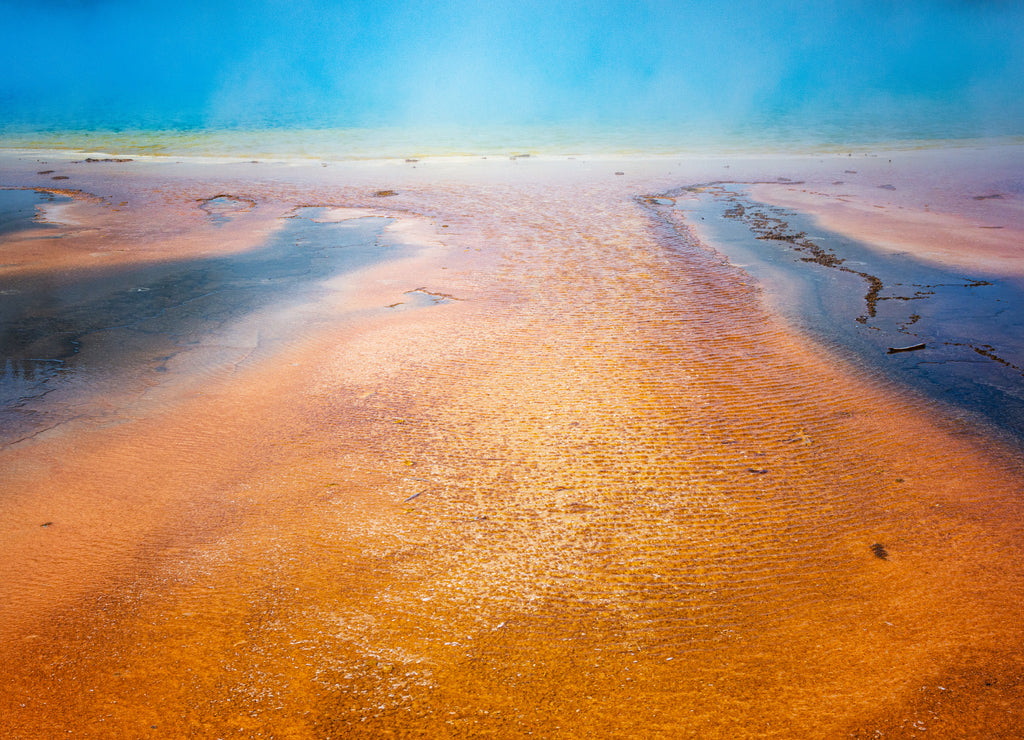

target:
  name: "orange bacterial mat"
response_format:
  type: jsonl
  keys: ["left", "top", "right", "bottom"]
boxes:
{"left": 1, "top": 156, "right": 1023, "bottom": 738}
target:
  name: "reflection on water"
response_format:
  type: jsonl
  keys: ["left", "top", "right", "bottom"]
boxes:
{"left": 667, "top": 185, "right": 1024, "bottom": 440}
{"left": 0, "top": 188, "right": 71, "bottom": 237}
{"left": 0, "top": 205, "right": 395, "bottom": 445}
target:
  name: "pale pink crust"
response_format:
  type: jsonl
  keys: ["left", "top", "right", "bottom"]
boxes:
{"left": 744, "top": 144, "right": 1024, "bottom": 277}
{"left": 1, "top": 149, "right": 1024, "bottom": 737}
{"left": 751, "top": 182, "right": 1024, "bottom": 276}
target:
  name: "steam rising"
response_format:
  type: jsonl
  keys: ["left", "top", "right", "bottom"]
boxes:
{"left": 2, "top": 0, "right": 1023, "bottom": 142}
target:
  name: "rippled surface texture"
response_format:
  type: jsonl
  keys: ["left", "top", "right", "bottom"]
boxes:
{"left": 669, "top": 184, "right": 1024, "bottom": 440}
{"left": 1, "top": 151, "right": 1024, "bottom": 738}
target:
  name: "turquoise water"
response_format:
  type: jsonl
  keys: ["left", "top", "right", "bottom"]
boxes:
{"left": 2, "top": 2, "right": 1022, "bottom": 159}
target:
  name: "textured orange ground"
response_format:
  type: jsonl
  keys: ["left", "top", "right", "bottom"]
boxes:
{"left": 1, "top": 154, "right": 1024, "bottom": 738}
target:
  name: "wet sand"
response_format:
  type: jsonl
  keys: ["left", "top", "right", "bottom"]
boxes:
{"left": 2, "top": 147, "right": 1024, "bottom": 737}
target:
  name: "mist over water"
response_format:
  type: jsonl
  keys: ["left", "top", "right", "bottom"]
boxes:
{"left": 2, "top": 1, "right": 1024, "bottom": 155}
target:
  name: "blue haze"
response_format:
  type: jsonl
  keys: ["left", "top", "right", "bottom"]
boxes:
{"left": 1, "top": 0, "right": 1023, "bottom": 151}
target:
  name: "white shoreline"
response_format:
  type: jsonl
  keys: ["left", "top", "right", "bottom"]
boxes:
{"left": 2, "top": 133, "right": 1023, "bottom": 168}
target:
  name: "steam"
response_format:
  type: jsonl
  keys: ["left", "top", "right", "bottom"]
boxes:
{"left": 1, "top": 0, "right": 1022, "bottom": 142}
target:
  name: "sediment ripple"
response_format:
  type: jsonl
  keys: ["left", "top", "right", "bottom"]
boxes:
{"left": 2, "top": 170, "right": 1023, "bottom": 738}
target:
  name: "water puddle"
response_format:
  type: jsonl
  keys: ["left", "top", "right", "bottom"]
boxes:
{"left": 0, "top": 188, "right": 72, "bottom": 238}
{"left": 197, "top": 194, "right": 256, "bottom": 225}
{"left": 387, "top": 288, "right": 458, "bottom": 310}
{"left": 0, "top": 206, "right": 399, "bottom": 445}
{"left": 662, "top": 183, "right": 1024, "bottom": 439}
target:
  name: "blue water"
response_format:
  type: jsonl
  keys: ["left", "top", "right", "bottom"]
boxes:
{"left": 2, "top": 2, "right": 1023, "bottom": 157}
{"left": 0, "top": 196, "right": 397, "bottom": 443}
{"left": 0, "top": 189, "right": 71, "bottom": 237}
{"left": 671, "top": 186, "right": 1024, "bottom": 441}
